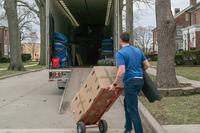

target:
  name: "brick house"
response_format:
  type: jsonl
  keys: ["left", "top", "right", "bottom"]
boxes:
{"left": 152, "top": 28, "right": 158, "bottom": 53}
{"left": 21, "top": 43, "right": 40, "bottom": 61}
{"left": 152, "top": 0, "right": 200, "bottom": 52}
{"left": 0, "top": 26, "right": 10, "bottom": 57}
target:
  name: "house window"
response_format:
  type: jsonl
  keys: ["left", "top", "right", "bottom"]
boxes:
{"left": 185, "top": 13, "right": 189, "bottom": 21}
{"left": 177, "top": 29, "right": 182, "bottom": 35}
{"left": 4, "top": 30, "right": 7, "bottom": 37}
{"left": 192, "top": 13, "right": 197, "bottom": 25}
{"left": 190, "top": 33, "right": 196, "bottom": 48}
{"left": 4, "top": 45, "right": 8, "bottom": 56}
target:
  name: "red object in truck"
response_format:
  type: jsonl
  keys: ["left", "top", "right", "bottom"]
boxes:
{"left": 52, "top": 57, "right": 60, "bottom": 69}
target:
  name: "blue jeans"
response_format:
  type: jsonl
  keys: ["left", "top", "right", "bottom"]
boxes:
{"left": 124, "top": 78, "right": 144, "bottom": 133}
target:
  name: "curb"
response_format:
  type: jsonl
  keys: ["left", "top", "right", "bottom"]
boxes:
{"left": 0, "top": 128, "right": 124, "bottom": 133}
{"left": 138, "top": 101, "right": 167, "bottom": 133}
{"left": 0, "top": 68, "right": 46, "bottom": 80}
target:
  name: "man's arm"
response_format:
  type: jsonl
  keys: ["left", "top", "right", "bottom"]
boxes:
{"left": 112, "top": 65, "right": 125, "bottom": 86}
{"left": 107, "top": 52, "right": 125, "bottom": 90}
{"left": 143, "top": 60, "right": 150, "bottom": 70}
{"left": 141, "top": 51, "right": 150, "bottom": 70}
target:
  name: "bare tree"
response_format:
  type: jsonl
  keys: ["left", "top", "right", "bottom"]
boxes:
{"left": 18, "top": 5, "right": 39, "bottom": 42}
{"left": 17, "top": 0, "right": 46, "bottom": 65}
{"left": 125, "top": 0, "right": 153, "bottom": 44}
{"left": 126, "top": 0, "right": 134, "bottom": 43}
{"left": 134, "top": 26, "right": 153, "bottom": 53}
{"left": 0, "top": 0, "right": 7, "bottom": 26}
{"left": 156, "top": 0, "right": 179, "bottom": 88}
{"left": 4, "top": 0, "right": 25, "bottom": 71}
{"left": 1, "top": 0, "right": 39, "bottom": 42}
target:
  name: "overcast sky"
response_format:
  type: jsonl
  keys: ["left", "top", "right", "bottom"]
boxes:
{"left": 134, "top": 0, "right": 200, "bottom": 27}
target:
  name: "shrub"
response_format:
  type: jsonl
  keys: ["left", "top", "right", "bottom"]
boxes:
{"left": 175, "top": 50, "right": 200, "bottom": 65}
{"left": 22, "top": 54, "right": 31, "bottom": 62}
{"left": 0, "top": 57, "right": 10, "bottom": 63}
{"left": 175, "top": 54, "right": 184, "bottom": 65}
{"left": 146, "top": 53, "right": 158, "bottom": 61}
{"left": 146, "top": 50, "right": 200, "bottom": 65}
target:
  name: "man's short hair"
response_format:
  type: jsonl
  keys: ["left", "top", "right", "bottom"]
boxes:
{"left": 120, "top": 32, "right": 130, "bottom": 43}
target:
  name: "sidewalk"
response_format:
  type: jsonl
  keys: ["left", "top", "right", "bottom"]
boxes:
{"left": 163, "top": 125, "right": 200, "bottom": 133}
{"left": 0, "top": 129, "right": 124, "bottom": 133}
{"left": 0, "top": 64, "right": 37, "bottom": 71}
{"left": 146, "top": 67, "right": 200, "bottom": 87}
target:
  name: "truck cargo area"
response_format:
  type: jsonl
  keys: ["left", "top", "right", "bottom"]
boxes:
{"left": 49, "top": 0, "right": 115, "bottom": 67}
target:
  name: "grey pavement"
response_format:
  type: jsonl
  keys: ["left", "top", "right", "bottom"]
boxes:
{"left": 0, "top": 129, "right": 124, "bottom": 133}
{"left": 0, "top": 69, "right": 152, "bottom": 133}
{"left": 0, "top": 70, "right": 70, "bottom": 129}
{"left": 163, "top": 125, "right": 200, "bottom": 133}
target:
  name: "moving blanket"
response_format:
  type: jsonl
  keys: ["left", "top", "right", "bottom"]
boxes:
{"left": 142, "top": 71, "right": 162, "bottom": 103}
{"left": 53, "top": 32, "right": 68, "bottom": 44}
{"left": 54, "top": 42, "right": 69, "bottom": 67}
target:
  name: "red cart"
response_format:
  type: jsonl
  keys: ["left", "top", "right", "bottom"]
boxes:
{"left": 76, "top": 87, "right": 122, "bottom": 133}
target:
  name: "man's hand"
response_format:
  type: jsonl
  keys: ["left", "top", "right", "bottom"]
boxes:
{"left": 106, "top": 84, "right": 115, "bottom": 91}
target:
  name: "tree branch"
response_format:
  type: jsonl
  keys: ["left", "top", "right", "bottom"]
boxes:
{"left": 17, "top": 0, "right": 39, "bottom": 17}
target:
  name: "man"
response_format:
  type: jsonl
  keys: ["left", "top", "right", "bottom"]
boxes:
{"left": 108, "top": 32, "right": 150, "bottom": 133}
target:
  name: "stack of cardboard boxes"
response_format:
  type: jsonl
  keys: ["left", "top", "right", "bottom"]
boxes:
{"left": 71, "top": 66, "right": 123, "bottom": 124}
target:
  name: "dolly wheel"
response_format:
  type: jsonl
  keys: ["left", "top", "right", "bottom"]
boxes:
{"left": 58, "top": 87, "right": 65, "bottom": 90}
{"left": 77, "top": 121, "right": 86, "bottom": 133}
{"left": 99, "top": 119, "right": 108, "bottom": 133}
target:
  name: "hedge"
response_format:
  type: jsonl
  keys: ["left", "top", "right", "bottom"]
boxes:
{"left": 22, "top": 54, "right": 31, "bottom": 62}
{"left": 0, "top": 57, "right": 10, "bottom": 63}
{"left": 146, "top": 53, "right": 158, "bottom": 61}
{"left": 175, "top": 50, "right": 200, "bottom": 65}
{"left": 0, "top": 54, "right": 32, "bottom": 63}
{"left": 147, "top": 50, "right": 200, "bottom": 65}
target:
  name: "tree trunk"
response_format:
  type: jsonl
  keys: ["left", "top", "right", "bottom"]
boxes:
{"left": 155, "top": 0, "right": 179, "bottom": 88}
{"left": 38, "top": 0, "right": 46, "bottom": 65}
{"left": 126, "top": 0, "right": 134, "bottom": 43}
{"left": 4, "top": 0, "right": 25, "bottom": 71}
{"left": 119, "top": 0, "right": 123, "bottom": 34}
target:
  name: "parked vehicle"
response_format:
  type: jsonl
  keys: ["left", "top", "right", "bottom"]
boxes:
{"left": 47, "top": 0, "right": 120, "bottom": 90}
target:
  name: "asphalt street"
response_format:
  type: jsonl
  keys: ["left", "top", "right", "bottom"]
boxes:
{"left": 0, "top": 69, "right": 151, "bottom": 133}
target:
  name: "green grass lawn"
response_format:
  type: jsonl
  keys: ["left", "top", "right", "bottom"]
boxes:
{"left": 142, "top": 69, "right": 200, "bottom": 125}
{"left": 149, "top": 61, "right": 157, "bottom": 67}
{"left": 0, "top": 63, "right": 9, "bottom": 69}
{"left": 149, "top": 74, "right": 156, "bottom": 81}
{"left": 0, "top": 65, "right": 45, "bottom": 78}
{"left": 0, "top": 71, "right": 23, "bottom": 77}
{"left": 140, "top": 95, "right": 200, "bottom": 125}
{"left": 176, "top": 66, "right": 200, "bottom": 81}
{"left": 0, "top": 61, "right": 38, "bottom": 69}
{"left": 149, "top": 61, "right": 200, "bottom": 81}
{"left": 27, "top": 65, "right": 45, "bottom": 70}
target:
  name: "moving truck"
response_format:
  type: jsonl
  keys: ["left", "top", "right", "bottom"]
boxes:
{"left": 46, "top": 0, "right": 120, "bottom": 89}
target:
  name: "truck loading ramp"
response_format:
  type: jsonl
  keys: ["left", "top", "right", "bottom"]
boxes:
{"left": 59, "top": 68, "right": 92, "bottom": 114}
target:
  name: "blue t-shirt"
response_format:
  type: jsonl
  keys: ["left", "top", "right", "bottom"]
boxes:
{"left": 116, "top": 45, "right": 147, "bottom": 83}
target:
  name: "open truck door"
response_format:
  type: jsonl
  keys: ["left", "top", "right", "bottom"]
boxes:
{"left": 46, "top": 0, "right": 120, "bottom": 89}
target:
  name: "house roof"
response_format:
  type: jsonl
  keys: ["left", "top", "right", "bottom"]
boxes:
{"left": 188, "top": 2, "right": 200, "bottom": 12}
{"left": 0, "top": 26, "right": 8, "bottom": 29}
{"left": 174, "top": 2, "right": 200, "bottom": 18}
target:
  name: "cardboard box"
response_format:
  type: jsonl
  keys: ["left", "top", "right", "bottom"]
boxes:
{"left": 79, "top": 84, "right": 94, "bottom": 111}
{"left": 71, "top": 93, "right": 85, "bottom": 122}
{"left": 71, "top": 66, "right": 124, "bottom": 122}
{"left": 91, "top": 66, "right": 123, "bottom": 96}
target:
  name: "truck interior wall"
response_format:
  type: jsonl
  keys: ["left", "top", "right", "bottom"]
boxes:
{"left": 50, "top": 0, "right": 72, "bottom": 36}
{"left": 73, "top": 26, "right": 101, "bottom": 65}
{"left": 49, "top": 0, "right": 115, "bottom": 67}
